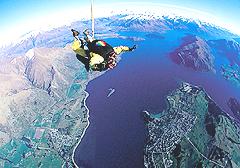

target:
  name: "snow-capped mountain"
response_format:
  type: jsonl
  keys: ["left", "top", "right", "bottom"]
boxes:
{"left": 1, "top": 10, "right": 239, "bottom": 59}
{"left": 0, "top": 2, "right": 239, "bottom": 55}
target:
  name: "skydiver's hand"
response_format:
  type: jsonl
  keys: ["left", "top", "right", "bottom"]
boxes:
{"left": 129, "top": 45, "right": 137, "bottom": 51}
{"left": 90, "top": 63, "right": 105, "bottom": 71}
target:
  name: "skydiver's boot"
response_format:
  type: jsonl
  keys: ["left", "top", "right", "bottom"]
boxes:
{"left": 83, "top": 29, "right": 93, "bottom": 42}
{"left": 71, "top": 29, "right": 79, "bottom": 37}
{"left": 71, "top": 29, "right": 80, "bottom": 40}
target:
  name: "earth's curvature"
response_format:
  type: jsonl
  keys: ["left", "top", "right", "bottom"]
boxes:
{"left": 0, "top": 5, "right": 240, "bottom": 168}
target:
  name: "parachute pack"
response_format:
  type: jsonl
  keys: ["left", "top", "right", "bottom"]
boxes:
{"left": 87, "top": 40, "right": 114, "bottom": 60}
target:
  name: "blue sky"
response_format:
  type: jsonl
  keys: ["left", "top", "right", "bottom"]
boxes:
{"left": 0, "top": 0, "right": 239, "bottom": 45}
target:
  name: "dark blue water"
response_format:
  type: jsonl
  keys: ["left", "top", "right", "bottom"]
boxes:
{"left": 74, "top": 31, "right": 240, "bottom": 168}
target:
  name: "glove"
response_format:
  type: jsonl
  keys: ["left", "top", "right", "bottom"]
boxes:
{"left": 91, "top": 63, "right": 106, "bottom": 71}
{"left": 129, "top": 45, "right": 137, "bottom": 51}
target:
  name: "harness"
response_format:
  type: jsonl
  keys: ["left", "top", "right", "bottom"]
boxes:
{"left": 87, "top": 40, "right": 117, "bottom": 70}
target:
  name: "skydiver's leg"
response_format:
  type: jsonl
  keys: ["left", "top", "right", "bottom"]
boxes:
{"left": 83, "top": 29, "right": 94, "bottom": 43}
{"left": 76, "top": 54, "right": 90, "bottom": 71}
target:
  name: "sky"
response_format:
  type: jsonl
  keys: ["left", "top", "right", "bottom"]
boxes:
{"left": 0, "top": 0, "right": 240, "bottom": 46}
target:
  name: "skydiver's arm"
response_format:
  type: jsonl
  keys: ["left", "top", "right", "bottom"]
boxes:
{"left": 113, "top": 45, "right": 137, "bottom": 55}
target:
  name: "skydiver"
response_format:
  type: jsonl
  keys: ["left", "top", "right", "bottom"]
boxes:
{"left": 71, "top": 29, "right": 136, "bottom": 72}
{"left": 71, "top": 29, "right": 90, "bottom": 71}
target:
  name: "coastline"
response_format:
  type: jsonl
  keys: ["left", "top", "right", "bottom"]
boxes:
{"left": 71, "top": 55, "right": 123, "bottom": 167}
{"left": 72, "top": 90, "right": 90, "bottom": 168}
{"left": 71, "top": 69, "right": 107, "bottom": 167}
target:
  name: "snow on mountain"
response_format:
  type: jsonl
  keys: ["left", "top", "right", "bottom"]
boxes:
{"left": 0, "top": 3, "right": 239, "bottom": 58}
{"left": 104, "top": 3, "right": 229, "bottom": 31}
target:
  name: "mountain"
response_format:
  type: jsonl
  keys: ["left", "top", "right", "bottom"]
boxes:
{"left": 107, "top": 14, "right": 237, "bottom": 39}
{"left": 221, "top": 64, "right": 240, "bottom": 87}
{"left": 234, "top": 38, "right": 240, "bottom": 44}
{"left": 208, "top": 39, "right": 240, "bottom": 66}
{"left": 228, "top": 98, "right": 240, "bottom": 123}
{"left": 1, "top": 13, "right": 238, "bottom": 59}
{"left": 0, "top": 43, "right": 103, "bottom": 167}
{"left": 24, "top": 48, "right": 56, "bottom": 95}
{"left": 169, "top": 35, "right": 215, "bottom": 72}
